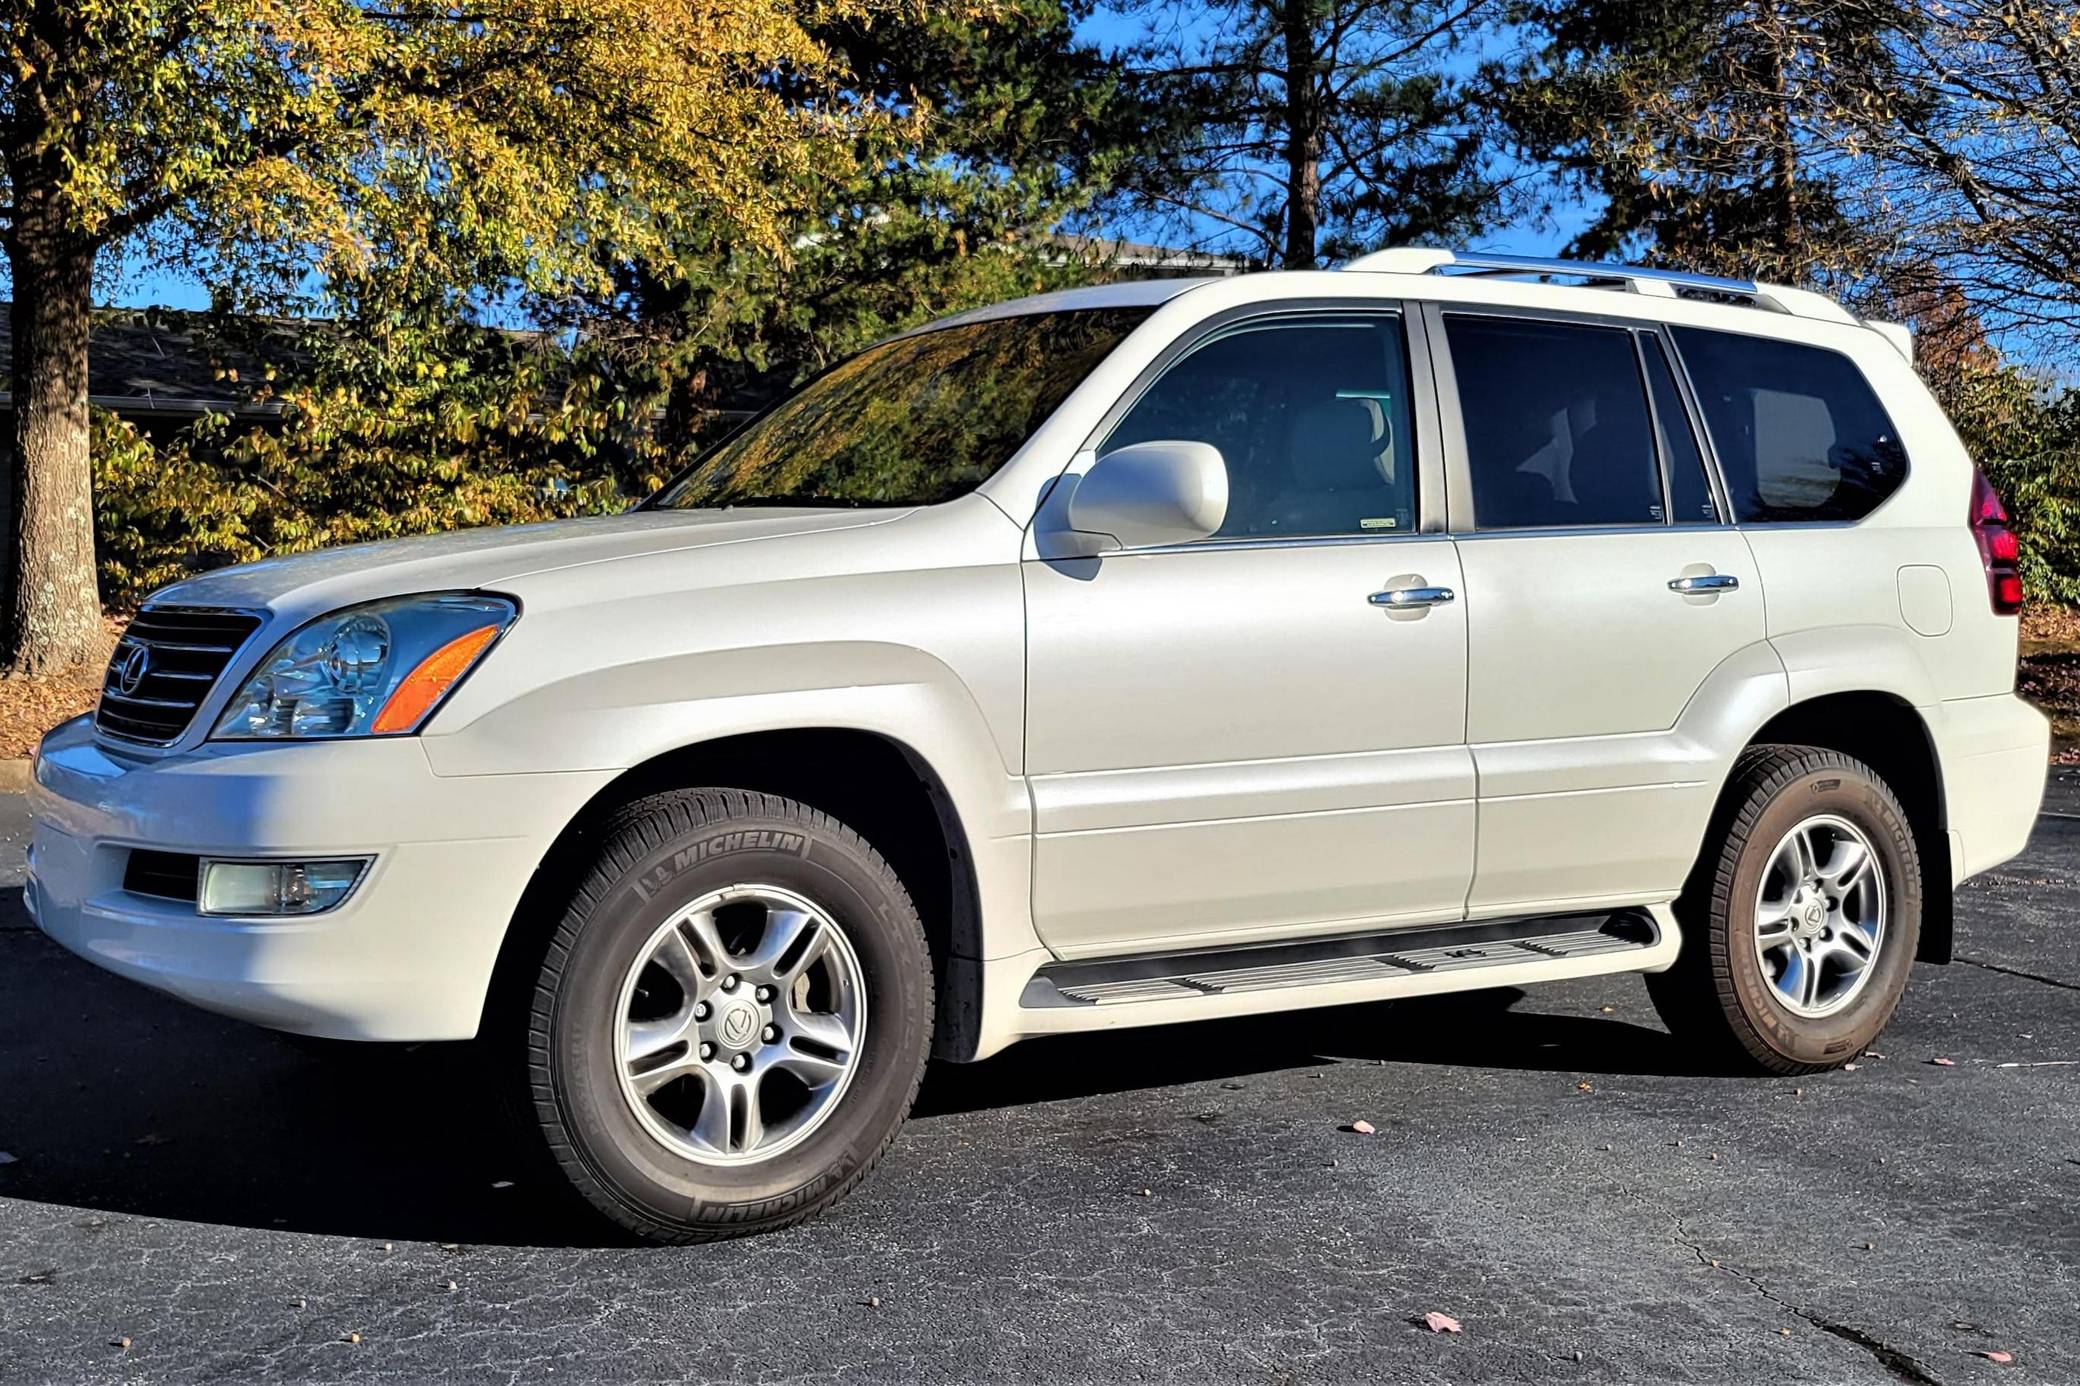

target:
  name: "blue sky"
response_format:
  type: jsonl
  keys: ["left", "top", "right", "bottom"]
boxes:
{"left": 99, "top": 5, "right": 1586, "bottom": 312}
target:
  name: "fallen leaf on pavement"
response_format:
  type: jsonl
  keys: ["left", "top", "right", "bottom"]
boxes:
{"left": 1348, "top": 1120, "right": 1376, "bottom": 1135}
{"left": 1421, "top": 1312, "right": 1462, "bottom": 1334}
{"left": 1976, "top": 1350, "right": 2014, "bottom": 1364}
{"left": 1576, "top": 1081, "right": 1594, "bottom": 1092}
{"left": 1930, "top": 1057, "right": 1956, "bottom": 1067}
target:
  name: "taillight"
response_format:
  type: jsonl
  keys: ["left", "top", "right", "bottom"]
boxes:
{"left": 1970, "top": 466, "right": 2024, "bottom": 615}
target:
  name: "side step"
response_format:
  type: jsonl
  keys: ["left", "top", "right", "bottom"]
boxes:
{"left": 1021, "top": 911, "right": 1660, "bottom": 1009}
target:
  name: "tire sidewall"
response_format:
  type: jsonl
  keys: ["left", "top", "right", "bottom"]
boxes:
{"left": 1720, "top": 762, "right": 1921, "bottom": 1066}
{"left": 546, "top": 806, "right": 930, "bottom": 1234}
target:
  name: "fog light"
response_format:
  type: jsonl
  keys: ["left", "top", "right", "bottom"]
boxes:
{"left": 198, "top": 859, "right": 369, "bottom": 917}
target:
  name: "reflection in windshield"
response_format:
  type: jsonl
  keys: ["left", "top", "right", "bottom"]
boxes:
{"left": 650, "top": 308, "right": 1153, "bottom": 510}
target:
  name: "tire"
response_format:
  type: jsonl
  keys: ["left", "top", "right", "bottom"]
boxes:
{"left": 1647, "top": 745, "right": 1922, "bottom": 1075}
{"left": 516, "top": 788, "right": 933, "bottom": 1242}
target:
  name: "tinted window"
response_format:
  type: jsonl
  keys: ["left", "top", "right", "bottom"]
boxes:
{"left": 652, "top": 309, "right": 1149, "bottom": 509}
{"left": 1642, "top": 335, "right": 1719, "bottom": 524}
{"left": 1671, "top": 328, "right": 1907, "bottom": 522}
{"left": 1102, "top": 316, "right": 1416, "bottom": 539}
{"left": 1445, "top": 316, "right": 1662, "bottom": 529}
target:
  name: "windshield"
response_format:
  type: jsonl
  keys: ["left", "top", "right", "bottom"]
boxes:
{"left": 648, "top": 308, "right": 1152, "bottom": 510}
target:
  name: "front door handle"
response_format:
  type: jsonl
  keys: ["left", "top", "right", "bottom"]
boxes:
{"left": 1369, "top": 585, "right": 1456, "bottom": 609}
{"left": 1668, "top": 573, "right": 1739, "bottom": 594}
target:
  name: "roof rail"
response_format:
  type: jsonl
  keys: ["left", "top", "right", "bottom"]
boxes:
{"left": 1340, "top": 248, "right": 1858, "bottom": 326}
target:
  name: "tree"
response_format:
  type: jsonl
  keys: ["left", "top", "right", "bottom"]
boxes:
{"left": 1816, "top": 0, "right": 2080, "bottom": 344}
{"left": 1108, "top": 0, "right": 1509, "bottom": 269}
{"left": 548, "top": 0, "right": 1135, "bottom": 460}
{"left": 1496, "top": 0, "right": 1911, "bottom": 284}
{"left": 89, "top": 302, "right": 634, "bottom": 609}
{"left": 0, "top": 0, "right": 910, "bottom": 673}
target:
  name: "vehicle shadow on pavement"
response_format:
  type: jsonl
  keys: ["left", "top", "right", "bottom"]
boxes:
{"left": 4, "top": 914, "right": 1713, "bottom": 1246}
{"left": 0, "top": 918, "right": 601, "bottom": 1248}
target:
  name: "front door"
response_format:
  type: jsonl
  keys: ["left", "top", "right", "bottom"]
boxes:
{"left": 1022, "top": 310, "right": 1475, "bottom": 957}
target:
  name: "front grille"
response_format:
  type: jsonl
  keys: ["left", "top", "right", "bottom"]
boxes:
{"left": 95, "top": 606, "right": 265, "bottom": 744}
{"left": 124, "top": 849, "right": 201, "bottom": 903}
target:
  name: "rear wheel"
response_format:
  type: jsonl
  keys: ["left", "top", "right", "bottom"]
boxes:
{"left": 517, "top": 788, "right": 932, "bottom": 1242}
{"left": 1647, "top": 746, "right": 1921, "bottom": 1074}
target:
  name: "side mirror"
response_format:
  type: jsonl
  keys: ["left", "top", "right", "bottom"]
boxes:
{"left": 1062, "top": 440, "right": 1229, "bottom": 552}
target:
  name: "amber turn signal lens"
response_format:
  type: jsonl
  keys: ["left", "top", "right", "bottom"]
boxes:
{"left": 370, "top": 624, "right": 502, "bottom": 734}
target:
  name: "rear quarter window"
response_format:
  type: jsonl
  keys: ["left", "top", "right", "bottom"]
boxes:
{"left": 1671, "top": 328, "right": 1907, "bottom": 523}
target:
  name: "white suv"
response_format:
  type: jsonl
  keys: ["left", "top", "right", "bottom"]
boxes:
{"left": 28, "top": 250, "right": 2049, "bottom": 1240}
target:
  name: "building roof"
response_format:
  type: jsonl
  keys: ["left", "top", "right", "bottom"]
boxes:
{"left": 0, "top": 306, "right": 310, "bottom": 417}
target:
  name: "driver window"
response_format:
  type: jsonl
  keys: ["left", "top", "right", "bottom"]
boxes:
{"left": 1098, "top": 315, "right": 1418, "bottom": 539}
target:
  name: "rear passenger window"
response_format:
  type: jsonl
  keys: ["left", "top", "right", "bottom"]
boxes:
{"left": 1444, "top": 315, "right": 1663, "bottom": 529}
{"left": 1671, "top": 328, "right": 1907, "bottom": 523}
{"left": 1101, "top": 315, "right": 1417, "bottom": 540}
{"left": 1642, "top": 335, "right": 1719, "bottom": 524}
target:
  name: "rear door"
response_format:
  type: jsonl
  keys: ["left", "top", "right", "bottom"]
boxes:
{"left": 1425, "top": 307, "right": 1772, "bottom": 914}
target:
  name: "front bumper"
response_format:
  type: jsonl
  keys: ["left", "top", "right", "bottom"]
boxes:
{"left": 26, "top": 716, "right": 611, "bottom": 1040}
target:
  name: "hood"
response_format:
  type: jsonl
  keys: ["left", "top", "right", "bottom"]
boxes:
{"left": 149, "top": 507, "right": 912, "bottom": 620}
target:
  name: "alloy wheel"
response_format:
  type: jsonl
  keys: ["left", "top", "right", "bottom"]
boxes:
{"left": 612, "top": 885, "right": 867, "bottom": 1166}
{"left": 1751, "top": 813, "right": 1887, "bottom": 1019}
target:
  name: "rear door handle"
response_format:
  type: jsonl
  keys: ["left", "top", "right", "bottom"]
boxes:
{"left": 1369, "top": 585, "right": 1456, "bottom": 609}
{"left": 1668, "top": 573, "right": 1739, "bottom": 594}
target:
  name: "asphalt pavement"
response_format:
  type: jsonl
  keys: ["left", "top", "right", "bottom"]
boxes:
{"left": 2, "top": 779, "right": 2076, "bottom": 1384}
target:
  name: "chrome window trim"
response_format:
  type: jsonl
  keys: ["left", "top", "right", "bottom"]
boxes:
{"left": 1101, "top": 527, "right": 1457, "bottom": 559}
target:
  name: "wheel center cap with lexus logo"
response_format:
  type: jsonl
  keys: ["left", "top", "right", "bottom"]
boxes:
{"left": 113, "top": 644, "right": 151, "bottom": 696}
{"left": 716, "top": 998, "right": 760, "bottom": 1051}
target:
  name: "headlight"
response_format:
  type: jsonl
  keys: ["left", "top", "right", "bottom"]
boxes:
{"left": 212, "top": 593, "right": 516, "bottom": 740}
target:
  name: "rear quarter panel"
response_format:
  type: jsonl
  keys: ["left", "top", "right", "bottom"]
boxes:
{"left": 1737, "top": 329, "right": 2017, "bottom": 705}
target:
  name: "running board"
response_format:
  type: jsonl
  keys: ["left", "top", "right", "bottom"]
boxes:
{"left": 1020, "top": 911, "right": 1661, "bottom": 1009}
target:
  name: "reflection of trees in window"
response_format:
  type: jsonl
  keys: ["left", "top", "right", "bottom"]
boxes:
{"left": 1672, "top": 328, "right": 1907, "bottom": 524}
{"left": 654, "top": 310, "right": 1151, "bottom": 509}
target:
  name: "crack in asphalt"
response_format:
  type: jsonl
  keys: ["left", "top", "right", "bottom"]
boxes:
{"left": 1659, "top": 1211, "right": 1945, "bottom": 1386}
{"left": 1953, "top": 954, "right": 2080, "bottom": 993}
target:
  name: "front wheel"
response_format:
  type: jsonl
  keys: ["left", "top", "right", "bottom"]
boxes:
{"left": 518, "top": 788, "right": 933, "bottom": 1242}
{"left": 1647, "top": 745, "right": 1922, "bottom": 1074}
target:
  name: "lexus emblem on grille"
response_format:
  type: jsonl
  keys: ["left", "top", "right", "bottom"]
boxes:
{"left": 113, "top": 643, "right": 150, "bottom": 696}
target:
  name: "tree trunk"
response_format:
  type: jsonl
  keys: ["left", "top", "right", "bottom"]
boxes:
{"left": 1281, "top": 0, "right": 1324, "bottom": 269}
{"left": 1765, "top": 5, "right": 1800, "bottom": 273}
{"left": 5, "top": 216, "right": 103, "bottom": 676}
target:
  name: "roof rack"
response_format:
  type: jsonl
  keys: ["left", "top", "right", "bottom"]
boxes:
{"left": 1340, "top": 247, "right": 1859, "bottom": 328}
